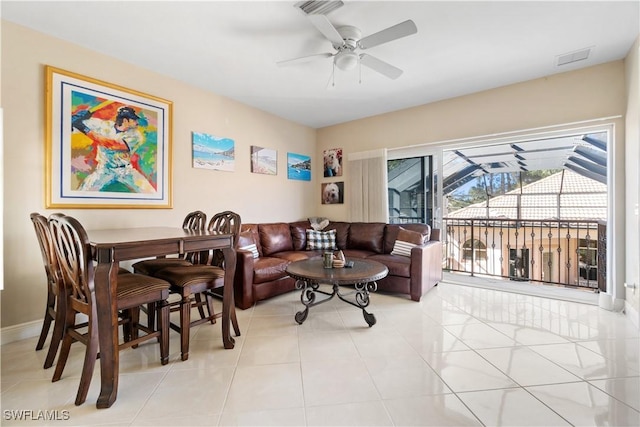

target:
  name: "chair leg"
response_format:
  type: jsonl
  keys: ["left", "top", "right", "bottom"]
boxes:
{"left": 74, "top": 323, "right": 99, "bottom": 406}
{"left": 130, "top": 307, "right": 140, "bottom": 349}
{"left": 52, "top": 309, "right": 76, "bottom": 382}
{"left": 179, "top": 295, "right": 192, "bottom": 361}
{"left": 205, "top": 293, "right": 216, "bottom": 324}
{"left": 230, "top": 303, "right": 241, "bottom": 337}
{"left": 158, "top": 300, "right": 170, "bottom": 365}
{"left": 146, "top": 303, "right": 156, "bottom": 331}
{"left": 43, "top": 305, "right": 66, "bottom": 369}
{"left": 36, "top": 294, "right": 56, "bottom": 351}
{"left": 194, "top": 293, "right": 207, "bottom": 320}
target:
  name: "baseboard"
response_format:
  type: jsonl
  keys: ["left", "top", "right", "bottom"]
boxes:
{"left": 625, "top": 300, "right": 640, "bottom": 330}
{"left": 1, "top": 319, "right": 42, "bottom": 346}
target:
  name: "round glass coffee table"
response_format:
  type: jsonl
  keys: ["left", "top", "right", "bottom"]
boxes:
{"left": 286, "top": 258, "right": 388, "bottom": 327}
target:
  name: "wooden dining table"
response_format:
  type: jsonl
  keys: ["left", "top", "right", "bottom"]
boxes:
{"left": 87, "top": 226, "right": 236, "bottom": 409}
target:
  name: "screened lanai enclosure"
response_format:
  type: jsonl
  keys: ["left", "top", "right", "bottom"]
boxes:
{"left": 388, "top": 131, "right": 608, "bottom": 291}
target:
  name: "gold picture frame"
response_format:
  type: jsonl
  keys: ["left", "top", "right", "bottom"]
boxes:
{"left": 45, "top": 66, "right": 172, "bottom": 208}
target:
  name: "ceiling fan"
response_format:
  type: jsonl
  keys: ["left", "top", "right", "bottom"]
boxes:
{"left": 277, "top": 13, "right": 418, "bottom": 80}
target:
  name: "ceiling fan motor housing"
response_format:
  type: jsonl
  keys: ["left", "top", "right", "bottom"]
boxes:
{"left": 334, "top": 26, "right": 362, "bottom": 70}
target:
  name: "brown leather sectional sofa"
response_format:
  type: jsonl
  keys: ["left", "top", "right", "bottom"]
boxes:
{"left": 233, "top": 220, "right": 443, "bottom": 309}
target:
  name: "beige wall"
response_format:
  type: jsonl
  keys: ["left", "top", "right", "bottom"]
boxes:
{"left": 316, "top": 59, "right": 629, "bottom": 308}
{"left": 624, "top": 36, "right": 640, "bottom": 324}
{"left": 2, "top": 20, "right": 637, "bottom": 331}
{"left": 1, "top": 21, "right": 317, "bottom": 327}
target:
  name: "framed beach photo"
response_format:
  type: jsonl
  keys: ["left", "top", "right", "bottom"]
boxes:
{"left": 45, "top": 66, "right": 172, "bottom": 208}
{"left": 287, "top": 152, "right": 311, "bottom": 181}
{"left": 192, "top": 132, "right": 235, "bottom": 171}
{"left": 251, "top": 146, "right": 277, "bottom": 175}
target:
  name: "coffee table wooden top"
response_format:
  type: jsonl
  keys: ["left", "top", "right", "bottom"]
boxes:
{"left": 286, "top": 258, "right": 388, "bottom": 285}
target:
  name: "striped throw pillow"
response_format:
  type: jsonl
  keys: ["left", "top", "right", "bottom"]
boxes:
{"left": 391, "top": 227, "right": 426, "bottom": 257}
{"left": 305, "top": 229, "right": 337, "bottom": 251}
{"left": 240, "top": 243, "right": 259, "bottom": 259}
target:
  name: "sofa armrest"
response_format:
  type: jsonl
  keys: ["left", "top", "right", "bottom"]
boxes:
{"left": 409, "top": 239, "right": 443, "bottom": 301}
{"left": 234, "top": 249, "right": 255, "bottom": 309}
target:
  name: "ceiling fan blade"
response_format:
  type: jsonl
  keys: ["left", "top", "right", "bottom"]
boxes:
{"left": 277, "top": 52, "right": 333, "bottom": 67}
{"left": 308, "top": 14, "right": 344, "bottom": 46}
{"left": 359, "top": 54, "right": 403, "bottom": 79}
{"left": 358, "top": 19, "right": 417, "bottom": 49}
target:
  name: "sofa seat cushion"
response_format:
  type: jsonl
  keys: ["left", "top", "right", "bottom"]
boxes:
{"left": 367, "top": 254, "right": 411, "bottom": 278}
{"left": 272, "top": 251, "right": 317, "bottom": 262}
{"left": 253, "top": 257, "right": 290, "bottom": 284}
{"left": 343, "top": 249, "right": 377, "bottom": 259}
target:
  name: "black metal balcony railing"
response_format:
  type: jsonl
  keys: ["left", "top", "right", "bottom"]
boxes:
{"left": 442, "top": 217, "right": 605, "bottom": 291}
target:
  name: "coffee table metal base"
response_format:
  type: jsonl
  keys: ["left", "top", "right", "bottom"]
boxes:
{"left": 294, "top": 279, "right": 378, "bottom": 327}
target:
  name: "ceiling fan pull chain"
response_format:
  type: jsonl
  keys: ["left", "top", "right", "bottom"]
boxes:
{"left": 359, "top": 60, "right": 362, "bottom": 84}
{"left": 332, "top": 61, "right": 336, "bottom": 87}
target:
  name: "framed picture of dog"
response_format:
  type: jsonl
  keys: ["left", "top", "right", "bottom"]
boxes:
{"left": 323, "top": 148, "right": 343, "bottom": 177}
{"left": 321, "top": 181, "right": 344, "bottom": 204}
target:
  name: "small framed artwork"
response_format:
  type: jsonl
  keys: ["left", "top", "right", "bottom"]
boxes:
{"left": 45, "top": 66, "right": 172, "bottom": 208}
{"left": 323, "top": 147, "right": 343, "bottom": 177}
{"left": 192, "top": 132, "right": 235, "bottom": 171}
{"left": 321, "top": 181, "right": 344, "bottom": 204}
{"left": 287, "top": 152, "right": 311, "bottom": 181}
{"left": 251, "top": 146, "right": 277, "bottom": 175}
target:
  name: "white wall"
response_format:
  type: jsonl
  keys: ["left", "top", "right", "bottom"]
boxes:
{"left": 1, "top": 21, "right": 317, "bottom": 327}
{"left": 624, "top": 36, "right": 640, "bottom": 325}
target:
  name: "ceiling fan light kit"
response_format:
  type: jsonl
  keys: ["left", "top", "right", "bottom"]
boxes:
{"left": 278, "top": 6, "right": 417, "bottom": 82}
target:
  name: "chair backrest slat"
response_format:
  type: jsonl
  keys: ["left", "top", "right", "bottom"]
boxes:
{"left": 30, "top": 213, "right": 61, "bottom": 295}
{"left": 206, "top": 211, "right": 242, "bottom": 267}
{"left": 48, "top": 214, "right": 94, "bottom": 308}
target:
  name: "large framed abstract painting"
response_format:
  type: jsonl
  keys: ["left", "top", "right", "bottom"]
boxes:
{"left": 45, "top": 66, "right": 172, "bottom": 208}
{"left": 287, "top": 152, "right": 311, "bottom": 181}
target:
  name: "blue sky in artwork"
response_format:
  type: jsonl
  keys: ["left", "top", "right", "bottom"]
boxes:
{"left": 288, "top": 152, "right": 309, "bottom": 164}
{"left": 192, "top": 132, "right": 234, "bottom": 153}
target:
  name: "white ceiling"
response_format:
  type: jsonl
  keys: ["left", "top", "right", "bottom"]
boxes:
{"left": 2, "top": 1, "right": 639, "bottom": 128}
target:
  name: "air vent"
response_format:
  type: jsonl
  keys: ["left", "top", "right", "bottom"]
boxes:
{"left": 295, "top": 0, "right": 344, "bottom": 15}
{"left": 556, "top": 47, "right": 592, "bottom": 66}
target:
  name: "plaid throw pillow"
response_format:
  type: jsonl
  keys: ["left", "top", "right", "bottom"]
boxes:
{"left": 305, "top": 229, "right": 337, "bottom": 251}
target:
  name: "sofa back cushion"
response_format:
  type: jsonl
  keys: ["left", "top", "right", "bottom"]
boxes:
{"left": 258, "top": 223, "right": 294, "bottom": 256}
{"left": 289, "top": 220, "right": 311, "bottom": 251}
{"left": 384, "top": 223, "right": 431, "bottom": 253}
{"left": 327, "top": 221, "right": 351, "bottom": 249}
{"left": 347, "top": 222, "right": 386, "bottom": 253}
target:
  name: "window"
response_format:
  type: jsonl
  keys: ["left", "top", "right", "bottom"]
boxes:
{"left": 387, "top": 156, "right": 433, "bottom": 225}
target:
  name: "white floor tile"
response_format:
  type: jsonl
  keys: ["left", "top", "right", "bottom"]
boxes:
{"left": 476, "top": 346, "right": 581, "bottom": 386}
{"left": 2, "top": 281, "right": 638, "bottom": 426}
{"left": 305, "top": 401, "right": 393, "bottom": 426}
{"left": 457, "top": 388, "right": 571, "bottom": 426}
{"left": 384, "top": 394, "right": 482, "bottom": 426}
{"left": 527, "top": 382, "right": 640, "bottom": 426}
{"left": 589, "top": 377, "right": 640, "bottom": 411}
{"left": 528, "top": 342, "right": 640, "bottom": 380}
{"left": 423, "top": 350, "right": 519, "bottom": 392}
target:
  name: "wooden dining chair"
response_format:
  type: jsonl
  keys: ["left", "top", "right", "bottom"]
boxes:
{"left": 154, "top": 211, "right": 241, "bottom": 361}
{"left": 132, "top": 210, "right": 208, "bottom": 276}
{"left": 31, "top": 213, "right": 66, "bottom": 369}
{"left": 48, "top": 213, "right": 171, "bottom": 406}
{"left": 31, "top": 213, "right": 135, "bottom": 370}
{"left": 132, "top": 210, "right": 208, "bottom": 328}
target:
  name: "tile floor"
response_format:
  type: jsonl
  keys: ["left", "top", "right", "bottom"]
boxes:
{"left": 1, "top": 282, "right": 639, "bottom": 426}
